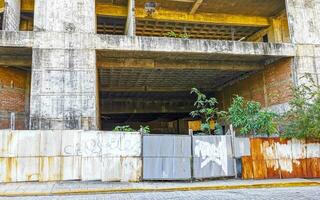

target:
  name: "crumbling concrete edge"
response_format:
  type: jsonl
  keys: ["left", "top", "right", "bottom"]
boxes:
{"left": 1, "top": 181, "right": 320, "bottom": 197}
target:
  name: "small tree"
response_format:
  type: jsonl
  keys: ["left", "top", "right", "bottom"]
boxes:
{"left": 190, "top": 88, "right": 220, "bottom": 134}
{"left": 225, "top": 95, "right": 278, "bottom": 136}
{"left": 281, "top": 74, "right": 320, "bottom": 139}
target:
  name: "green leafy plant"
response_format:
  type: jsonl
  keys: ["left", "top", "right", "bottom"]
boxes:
{"left": 281, "top": 74, "right": 320, "bottom": 139}
{"left": 190, "top": 88, "right": 220, "bottom": 134}
{"left": 166, "top": 31, "right": 189, "bottom": 39}
{"left": 225, "top": 95, "right": 278, "bottom": 136}
{"left": 140, "top": 125, "right": 151, "bottom": 134}
{"left": 113, "top": 125, "right": 135, "bottom": 132}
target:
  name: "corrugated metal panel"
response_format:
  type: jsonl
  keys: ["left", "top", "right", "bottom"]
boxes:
{"left": 61, "top": 131, "right": 81, "bottom": 156}
{"left": 143, "top": 157, "right": 191, "bottom": 180}
{"left": 143, "top": 135, "right": 191, "bottom": 180}
{"left": 17, "top": 131, "right": 40, "bottom": 157}
{"left": 81, "top": 157, "right": 102, "bottom": 181}
{"left": 60, "top": 156, "right": 81, "bottom": 181}
{"left": 121, "top": 157, "right": 142, "bottom": 182}
{"left": 192, "top": 135, "right": 234, "bottom": 179}
{"left": 16, "top": 157, "right": 40, "bottom": 182}
{"left": 241, "top": 156, "right": 253, "bottom": 179}
{"left": 81, "top": 131, "right": 102, "bottom": 157}
{"left": 234, "top": 137, "right": 250, "bottom": 158}
{"left": 306, "top": 158, "right": 320, "bottom": 178}
{"left": 40, "top": 131, "right": 62, "bottom": 156}
{"left": 102, "top": 157, "right": 121, "bottom": 181}
{"left": 0, "top": 130, "right": 18, "bottom": 157}
{"left": 39, "top": 157, "right": 61, "bottom": 181}
{"left": 265, "top": 159, "right": 280, "bottom": 179}
{"left": 0, "top": 158, "right": 17, "bottom": 182}
{"left": 252, "top": 159, "right": 267, "bottom": 179}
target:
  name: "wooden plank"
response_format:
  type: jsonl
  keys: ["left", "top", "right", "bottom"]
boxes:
{"left": 190, "top": 0, "right": 203, "bottom": 15}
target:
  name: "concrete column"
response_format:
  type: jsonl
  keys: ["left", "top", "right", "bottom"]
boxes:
{"left": 125, "top": 0, "right": 136, "bottom": 37}
{"left": 30, "top": 0, "right": 98, "bottom": 130}
{"left": 2, "top": 0, "right": 21, "bottom": 31}
{"left": 286, "top": 0, "right": 320, "bottom": 85}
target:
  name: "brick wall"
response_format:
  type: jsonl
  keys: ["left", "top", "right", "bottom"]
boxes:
{"left": 0, "top": 67, "right": 30, "bottom": 129}
{"left": 217, "top": 58, "right": 293, "bottom": 110}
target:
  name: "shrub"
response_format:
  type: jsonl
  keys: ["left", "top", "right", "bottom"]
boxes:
{"left": 281, "top": 74, "right": 320, "bottom": 139}
{"left": 225, "top": 95, "right": 278, "bottom": 136}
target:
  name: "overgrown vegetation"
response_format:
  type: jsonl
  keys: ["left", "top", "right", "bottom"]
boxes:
{"left": 190, "top": 88, "right": 221, "bottom": 134}
{"left": 113, "top": 125, "right": 136, "bottom": 132}
{"left": 113, "top": 125, "right": 151, "bottom": 134}
{"left": 281, "top": 74, "right": 320, "bottom": 139}
{"left": 166, "top": 31, "right": 189, "bottom": 39}
{"left": 224, "top": 95, "right": 278, "bottom": 136}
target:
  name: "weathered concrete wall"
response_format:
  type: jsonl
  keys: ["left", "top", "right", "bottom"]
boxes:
{"left": 2, "top": 0, "right": 20, "bottom": 31}
{"left": 217, "top": 58, "right": 293, "bottom": 112}
{"left": 30, "top": 0, "right": 98, "bottom": 130}
{"left": 0, "top": 67, "right": 30, "bottom": 129}
{"left": 0, "top": 130, "right": 142, "bottom": 182}
{"left": 286, "top": 0, "right": 320, "bottom": 85}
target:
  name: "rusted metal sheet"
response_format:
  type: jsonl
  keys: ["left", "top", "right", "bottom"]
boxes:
{"left": 265, "top": 159, "right": 280, "bottom": 179}
{"left": 252, "top": 159, "right": 267, "bottom": 179}
{"left": 242, "top": 137, "right": 320, "bottom": 180}
{"left": 241, "top": 156, "right": 253, "bottom": 179}
{"left": 306, "top": 158, "right": 320, "bottom": 178}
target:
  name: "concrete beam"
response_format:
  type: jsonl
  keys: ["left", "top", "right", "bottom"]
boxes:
{"left": 101, "top": 99, "right": 194, "bottom": 114}
{"left": 97, "top": 58, "right": 261, "bottom": 71}
{"left": 100, "top": 86, "right": 214, "bottom": 93}
{"left": 125, "top": 0, "right": 135, "bottom": 37}
{"left": 0, "top": 56, "right": 31, "bottom": 66}
{"left": 0, "top": 31, "right": 296, "bottom": 59}
{"left": 95, "top": 35, "right": 296, "bottom": 57}
{"left": 96, "top": 4, "right": 270, "bottom": 27}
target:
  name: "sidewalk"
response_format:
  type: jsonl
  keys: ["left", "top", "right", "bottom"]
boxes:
{"left": 0, "top": 178, "right": 319, "bottom": 197}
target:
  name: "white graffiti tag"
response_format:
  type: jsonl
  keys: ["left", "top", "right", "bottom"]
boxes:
{"left": 194, "top": 140, "right": 223, "bottom": 168}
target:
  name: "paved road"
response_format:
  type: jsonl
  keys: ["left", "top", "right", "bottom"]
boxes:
{"left": 2, "top": 186, "right": 320, "bottom": 200}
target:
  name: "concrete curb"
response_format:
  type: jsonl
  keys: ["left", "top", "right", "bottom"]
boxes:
{"left": 1, "top": 181, "right": 320, "bottom": 197}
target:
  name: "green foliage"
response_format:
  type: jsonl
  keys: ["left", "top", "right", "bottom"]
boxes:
{"left": 140, "top": 125, "right": 151, "bottom": 134}
{"left": 190, "top": 88, "right": 220, "bottom": 134}
{"left": 166, "top": 31, "right": 189, "bottom": 39}
{"left": 281, "top": 74, "right": 320, "bottom": 139}
{"left": 113, "top": 125, "right": 135, "bottom": 132}
{"left": 225, "top": 95, "right": 278, "bottom": 136}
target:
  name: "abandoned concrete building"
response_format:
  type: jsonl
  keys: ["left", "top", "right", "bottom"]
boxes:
{"left": 0, "top": 0, "right": 319, "bottom": 133}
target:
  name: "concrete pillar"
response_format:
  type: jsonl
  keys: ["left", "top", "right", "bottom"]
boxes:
{"left": 30, "top": 0, "right": 99, "bottom": 130}
{"left": 2, "top": 0, "right": 21, "bottom": 31}
{"left": 125, "top": 0, "right": 135, "bottom": 37}
{"left": 286, "top": 0, "right": 320, "bottom": 85}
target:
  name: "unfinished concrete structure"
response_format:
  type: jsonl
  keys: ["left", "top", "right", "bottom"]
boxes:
{"left": 0, "top": 0, "right": 319, "bottom": 133}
